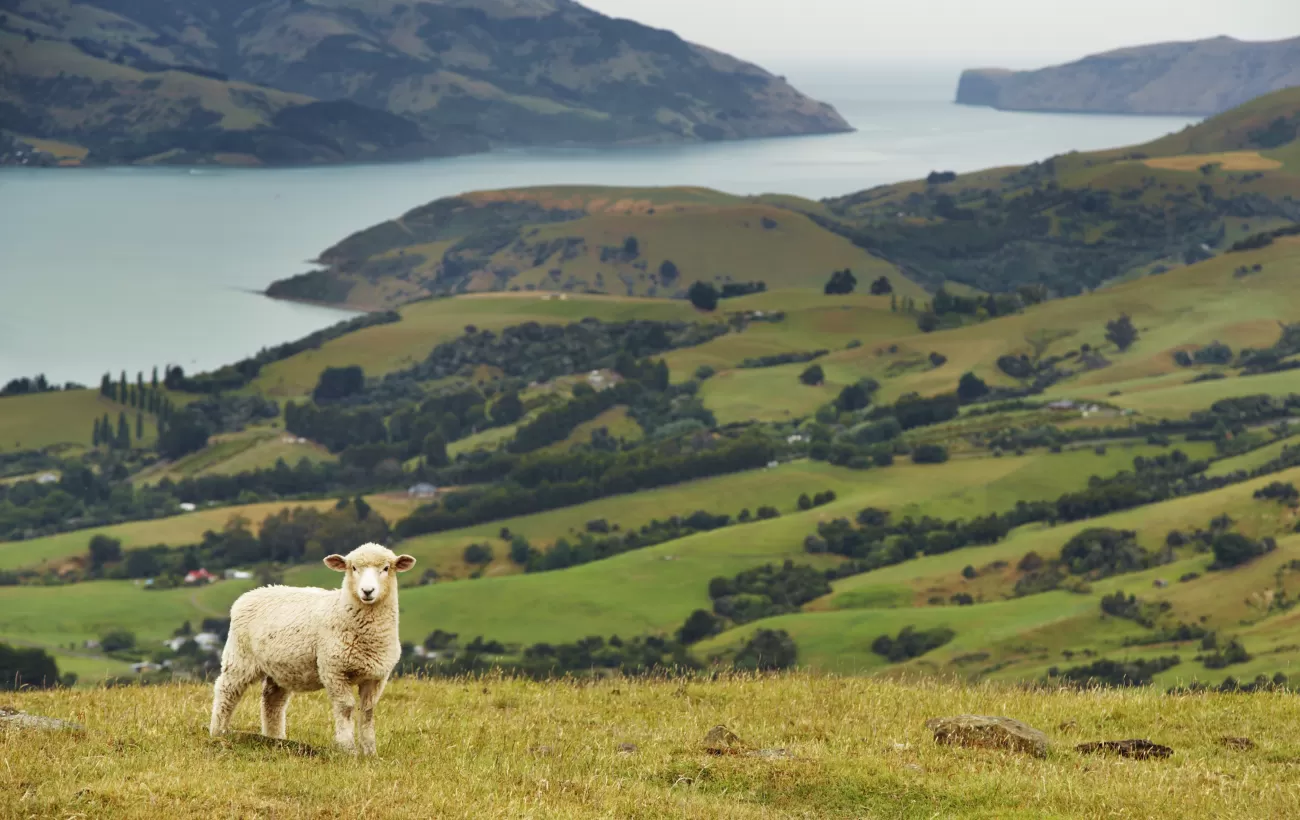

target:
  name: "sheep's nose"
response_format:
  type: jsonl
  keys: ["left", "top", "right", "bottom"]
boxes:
{"left": 361, "top": 587, "right": 376, "bottom": 597}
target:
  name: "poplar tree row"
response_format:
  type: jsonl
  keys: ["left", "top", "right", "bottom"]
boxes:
{"left": 97, "top": 367, "right": 176, "bottom": 417}
{"left": 91, "top": 411, "right": 145, "bottom": 450}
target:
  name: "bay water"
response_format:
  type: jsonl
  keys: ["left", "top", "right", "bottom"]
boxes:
{"left": 0, "top": 65, "right": 1196, "bottom": 384}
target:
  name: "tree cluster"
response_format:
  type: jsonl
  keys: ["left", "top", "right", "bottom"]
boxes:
{"left": 870, "top": 625, "right": 955, "bottom": 662}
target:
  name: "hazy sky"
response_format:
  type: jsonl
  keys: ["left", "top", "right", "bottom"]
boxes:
{"left": 582, "top": 0, "right": 1300, "bottom": 67}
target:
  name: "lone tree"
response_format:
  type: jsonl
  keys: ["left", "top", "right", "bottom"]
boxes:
{"left": 687, "top": 281, "right": 719, "bottom": 311}
{"left": 799, "top": 364, "right": 825, "bottom": 386}
{"left": 1105, "top": 314, "right": 1139, "bottom": 352}
{"left": 658, "top": 259, "right": 679, "bottom": 282}
{"left": 957, "top": 372, "right": 989, "bottom": 403}
{"left": 824, "top": 268, "right": 857, "bottom": 295}
{"left": 869, "top": 275, "right": 893, "bottom": 295}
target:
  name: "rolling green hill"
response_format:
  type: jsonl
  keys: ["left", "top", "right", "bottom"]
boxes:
{"left": 4, "top": 89, "right": 1300, "bottom": 700}
{"left": 265, "top": 186, "right": 914, "bottom": 308}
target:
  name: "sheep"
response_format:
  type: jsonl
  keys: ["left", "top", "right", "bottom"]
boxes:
{"left": 208, "top": 543, "right": 416, "bottom": 755}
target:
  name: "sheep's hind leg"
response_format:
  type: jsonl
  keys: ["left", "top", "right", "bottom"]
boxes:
{"left": 260, "top": 678, "right": 291, "bottom": 740}
{"left": 357, "top": 678, "right": 386, "bottom": 756}
{"left": 322, "top": 675, "right": 357, "bottom": 754}
{"left": 209, "top": 664, "right": 259, "bottom": 737}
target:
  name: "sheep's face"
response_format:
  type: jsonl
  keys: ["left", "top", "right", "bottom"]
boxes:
{"left": 324, "top": 543, "right": 416, "bottom": 605}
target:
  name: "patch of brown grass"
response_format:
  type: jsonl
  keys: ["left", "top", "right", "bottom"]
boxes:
{"left": 1143, "top": 151, "right": 1283, "bottom": 172}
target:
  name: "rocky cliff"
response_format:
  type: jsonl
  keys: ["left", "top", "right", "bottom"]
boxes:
{"left": 957, "top": 36, "right": 1300, "bottom": 116}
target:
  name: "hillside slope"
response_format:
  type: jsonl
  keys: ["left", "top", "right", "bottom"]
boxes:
{"left": 0, "top": 0, "right": 849, "bottom": 166}
{"left": 283, "top": 88, "right": 1300, "bottom": 305}
{"left": 956, "top": 36, "right": 1300, "bottom": 116}
{"left": 822, "top": 86, "right": 1300, "bottom": 295}
{"left": 266, "top": 187, "right": 910, "bottom": 308}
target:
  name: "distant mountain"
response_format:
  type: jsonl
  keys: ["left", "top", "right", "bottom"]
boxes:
{"left": 0, "top": 0, "right": 849, "bottom": 167}
{"left": 957, "top": 36, "right": 1300, "bottom": 116}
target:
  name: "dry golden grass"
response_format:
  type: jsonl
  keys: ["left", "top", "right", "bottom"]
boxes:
{"left": 12, "top": 135, "right": 88, "bottom": 160}
{"left": 1142, "top": 151, "right": 1283, "bottom": 172}
{"left": 3, "top": 676, "right": 1298, "bottom": 818}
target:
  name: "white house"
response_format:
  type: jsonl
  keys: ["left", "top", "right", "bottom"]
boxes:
{"left": 224, "top": 569, "right": 253, "bottom": 580}
{"left": 408, "top": 482, "right": 438, "bottom": 499}
{"left": 178, "top": 502, "right": 197, "bottom": 512}
{"left": 36, "top": 473, "right": 58, "bottom": 484}
{"left": 193, "top": 632, "right": 222, "bottom": 651}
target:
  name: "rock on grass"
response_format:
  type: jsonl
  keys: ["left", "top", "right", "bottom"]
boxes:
{"left": 925, "top": 715, "right": 1049, "bottom": 758}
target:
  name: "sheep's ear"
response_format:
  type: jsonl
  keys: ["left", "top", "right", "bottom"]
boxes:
{"left": 323, "top": 555, "right": 348, "bottom": 572}
{"left": 394, "top": 555, "right": 416, "bottom": 572}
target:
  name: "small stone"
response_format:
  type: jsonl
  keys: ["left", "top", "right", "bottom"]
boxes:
{"left": 747, "top": 748, "right": 793, "bottom": 760}
{"left": 1057, "top": 720, "right": 1079, "bottom": 732}
{"left": 889, "top": 742, "right": 912, "bottom": 752}
{"left": 0, "top": 710, "right": 84, "bottom": 733}
{"left": 617, "top": 742, "right": 638, "bottom": 754}
{"left": 903, "top": 763, "right": 925, "bottom": 773}
{"left": 1219, "top": 736, "right": 1254, "bottom": 751}
{"left": 528, "top": 744, "right": 555, "bottom": 757}
{"left": 703, "top": 725, "right": 747, "bottom": 755}
{"left": 1075, "top": 739, "right": 1172, "bottom": 760}
{"left": 925, "top": 715, "right": 1049, "bottom": 758}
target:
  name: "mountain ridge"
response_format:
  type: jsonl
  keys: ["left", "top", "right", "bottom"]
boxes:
{"left": 957, "top": 35, "right": 1300, "bottom": 116}
{"left": 0, "top": 0, "right": 850, "bottom": 167}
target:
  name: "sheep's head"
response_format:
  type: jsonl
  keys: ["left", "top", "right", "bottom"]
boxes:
{"left": 324, "top": 543, "right": 415, "bottom": 605}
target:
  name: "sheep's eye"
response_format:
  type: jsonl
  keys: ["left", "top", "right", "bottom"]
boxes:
{"left": 383, "top": 565, "right": 390, "bottom": 573}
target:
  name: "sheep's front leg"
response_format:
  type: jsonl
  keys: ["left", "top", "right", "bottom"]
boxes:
{"left": 357, "top": 678, "right": 386, "bottom": 756}
{"left": 322, "top": 675, "right": 357, "bottom": 754}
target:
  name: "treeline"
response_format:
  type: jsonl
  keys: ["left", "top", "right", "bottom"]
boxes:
{"left": 508, "top": 360, "right": 668, "bottom": 453}
{"left": 0, "top": 463, "right": 182, "bottom": 541}
{"left": 1, "top": 374, "right": 81, "bottom": 398}
{"left": 1227, "top": 223, "right": 1300, "bottom": 252}
{"left": 795, "top": 445, "right": 1300, "bottom": 584}
{"left": 163, "top": 311, "right": 401, "bottom": 394}
{"left": 388, "top": 319, "right": 727, "bottom": 386}
{"left": 61, "top": 500, "right": 389, "bottom": 586}
{"left": 738, "top": 350, "right": 828, "bottom": 369}
{"left": 397, "top": 625, "right": 798, "bottom": 680}
{"left": 806, "top": 388, "right": 962, "bottom": 469}
{"left": 395, "top": 431, "right": 776, "bottom": 537}
{"left": 508, "top": 508, "right": 741, "bottom": 574}
{"left": 871, "top": 626, "right": 955, "bottom": 662}
{"left": 915, "top": 286, "right": 1028, "bottom": 332}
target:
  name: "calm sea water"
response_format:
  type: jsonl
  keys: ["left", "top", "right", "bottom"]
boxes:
{"left": 0, "top": 66, "right": 1196, "bottom": 384}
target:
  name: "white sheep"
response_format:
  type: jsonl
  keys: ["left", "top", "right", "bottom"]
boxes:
{"left": 208, "top": 543, "right": 416, "bottom": 755}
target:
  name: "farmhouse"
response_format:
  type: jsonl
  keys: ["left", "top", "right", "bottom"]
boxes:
{"left": 408, "top": 482, "right": 438, "bottom": 499}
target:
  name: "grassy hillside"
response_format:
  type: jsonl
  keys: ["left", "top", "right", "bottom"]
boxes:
{"left": 0, "top": 389, "right": 156, "bottom": 454}
{"left": 249, "top": 291, "right": 703, "bottom": 396}
{"left": 821, "top": 86, "right": 1300, "bottom": 296}
{"left": 702, "top": 466, "right": 1300, "bottom": 680}
{"left": 4, "top": 678, "right": 1299, "bottom": 819}
{"left": 3, "top": 0, "right": 847, "bottom": 167}
{"left": 694, "top": 237, "right": 1300, "bottom": 422}
{"left": 265, "top": 186, "right": 915, "bottom": 309}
